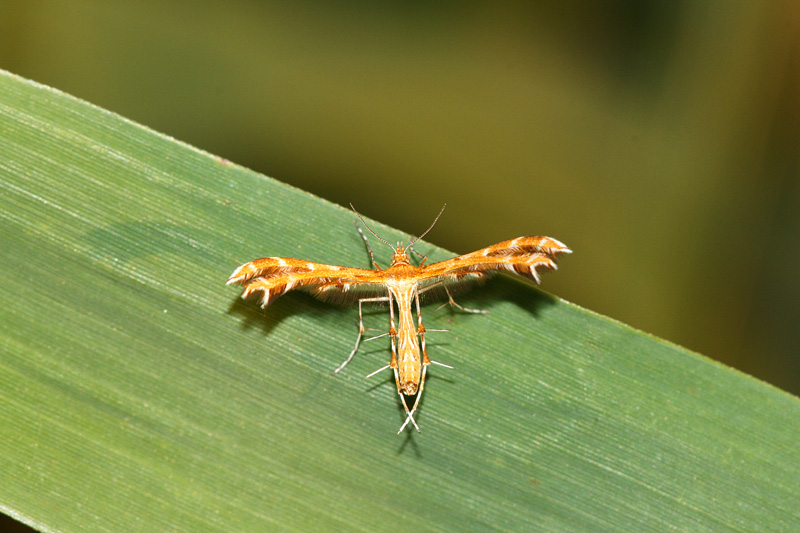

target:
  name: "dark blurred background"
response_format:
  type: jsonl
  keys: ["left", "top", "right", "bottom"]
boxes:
{"left": 2, "top": 1, "right": 798, "bottom": 395}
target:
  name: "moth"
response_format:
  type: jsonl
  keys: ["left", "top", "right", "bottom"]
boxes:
{"left": 227, "top": 205, "right": 570, "bottom": 433}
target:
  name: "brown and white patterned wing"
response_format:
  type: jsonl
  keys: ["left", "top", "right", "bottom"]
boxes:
{"left": 227, "top": 257, "right": 385, "bottom": 307}
{"left": 416, "top": 236, "right": 572, "bottom": 289}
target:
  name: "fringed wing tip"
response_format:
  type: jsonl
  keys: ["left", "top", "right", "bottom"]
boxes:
{"left": 523, "top": 255, "right": 560, "bottom": 284}
{"left": 542, "top": 237, "right": 571, "bottom": 256}
{"left": 238, "top": 279, "right": 275, "bottom": 308}
{"left": 226, "top": 261, "right": 274, "bottom": 306}
{"left": 227, "top": 262, "right": 253, "bottom": 285}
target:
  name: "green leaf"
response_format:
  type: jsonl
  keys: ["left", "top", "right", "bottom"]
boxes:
{"left": 1, "top": 69, "right": 799, "bottom": 532}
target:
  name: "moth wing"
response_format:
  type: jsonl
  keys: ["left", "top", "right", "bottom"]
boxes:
{"left": 414, "top": 236, "right": 571, "bottom": 295}
{"left": 227, "top": 257, "right": 386, "bottom": 307}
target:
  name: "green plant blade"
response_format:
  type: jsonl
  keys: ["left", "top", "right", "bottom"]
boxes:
{"left": 1, "top": 70, "right": 799, "bottom": 532}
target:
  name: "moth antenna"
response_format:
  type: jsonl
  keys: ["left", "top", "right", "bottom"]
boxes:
{"left": 350, "top": 203, "right": 395, "bottom": 251}
{"left": 408, "top": 204, "right": 447, "bottom": 248}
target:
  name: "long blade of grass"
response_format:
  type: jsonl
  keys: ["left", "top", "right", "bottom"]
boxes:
{"left": 1, "top": 70, "right": 799, "bottom": 531}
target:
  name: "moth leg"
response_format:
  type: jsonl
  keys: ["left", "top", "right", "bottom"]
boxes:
{"left": 418, "top": 320, "right": 453, "bottom": 370}
{"left": 442, "top": 284, "right": 487, "bottom": 314}
{"left": 364, "top": 293, "right": 398, "bottom": 381}
{"left": 409, "top": 246, "right": 428, "bottom": 266}
{"left": 354, "top": 221, "right": 383, "bottom": 271}
{"left": 397, "top": 365, "right": 427, "bottom": 433}
{"left": 418, "top": 281, "right": 488, "bottom": 314}
{"left": 366, "top": 364, "right": 390, "bottom": 378}
{"left": 364, "top": 332, "right": 391, "bottom": 342}
{"left": 333, "top": 295, "right": 389, "bottom": 374}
